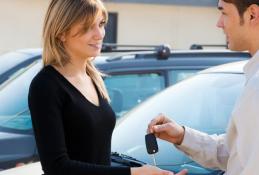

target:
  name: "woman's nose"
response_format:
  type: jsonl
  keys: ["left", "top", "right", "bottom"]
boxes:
{"left": 94, "top": 27, "right": 105, "bottom": 40}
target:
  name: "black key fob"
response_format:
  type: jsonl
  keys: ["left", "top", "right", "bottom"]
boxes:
{"left": 145, "top": 133, "right": 158, "bottom": 154}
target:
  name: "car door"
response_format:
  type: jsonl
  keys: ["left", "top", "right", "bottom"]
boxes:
{"left": 0, "top": 60, "right": 42, "bottom": 169}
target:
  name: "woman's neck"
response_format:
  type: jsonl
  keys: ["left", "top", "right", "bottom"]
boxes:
{"left": 56, "top": 57, "right": 91, "bottom": 78}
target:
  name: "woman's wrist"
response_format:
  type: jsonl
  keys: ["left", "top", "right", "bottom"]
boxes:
{"left": 130, "top": 167, "right": 139, "bottom": 175}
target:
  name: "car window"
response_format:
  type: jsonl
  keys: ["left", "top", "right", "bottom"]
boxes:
{"left": 112, "top": 73, "right": 245, "bottom": 167}
{"left": 169, "top": 69, "right": 200, "bottom": 85}
{"left": 0, "top": 61, "right": 42, "bottom": 131}
{"left": 104, "top": 73, "right": 165, "bottom": 117}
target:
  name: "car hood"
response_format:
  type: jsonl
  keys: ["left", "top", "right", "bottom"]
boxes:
{"left": 201, "top": 60, "right": 247, "bottom": 74}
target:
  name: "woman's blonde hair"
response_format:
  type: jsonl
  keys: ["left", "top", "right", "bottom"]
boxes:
{"left": 42, "top": 0, "right": 110, "bottom": 101}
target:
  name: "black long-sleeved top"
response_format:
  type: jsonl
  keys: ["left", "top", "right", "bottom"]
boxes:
{"left": 28, "top": 65, "right": 130, "bottom": 175}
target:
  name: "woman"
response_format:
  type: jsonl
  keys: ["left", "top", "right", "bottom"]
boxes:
{"left": 28, "top": 0, "right": 187, "bottom": 175}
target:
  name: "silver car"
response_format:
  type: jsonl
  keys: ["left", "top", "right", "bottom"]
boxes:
{"left": 0, "top": 60, "right": 247, "bottom": 175}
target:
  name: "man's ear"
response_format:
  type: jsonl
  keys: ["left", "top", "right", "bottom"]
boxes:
{"left": 248, "top": 4, "right": 259, "bottom": 25}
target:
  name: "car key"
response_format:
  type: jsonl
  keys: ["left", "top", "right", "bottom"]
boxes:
{"left": 145, "top": 133, "right": 158, "bottom": 166}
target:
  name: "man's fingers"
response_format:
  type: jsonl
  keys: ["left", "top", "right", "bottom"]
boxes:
{"left": 148, "top": 114, "right": 166, "bottom": 132}
{"left": 149, "top": 114, "right": 164, "bottom": 126}
{"left": 153, "top": 123, "right": 170, "bottom": 133}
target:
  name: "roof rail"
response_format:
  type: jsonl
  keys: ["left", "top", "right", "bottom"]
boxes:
{"left": 102, "top": 43, "right": 171, "bottom": 60}
{"left": 190, "top": 44, "right": 228, "bottom": 50}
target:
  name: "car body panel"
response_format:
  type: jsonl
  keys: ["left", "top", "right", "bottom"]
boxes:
{"left": 0, "top": 132, "right": 36, "bottom": 169}
{"left": 112, "top": 61, "right": 247, "bottom": 174}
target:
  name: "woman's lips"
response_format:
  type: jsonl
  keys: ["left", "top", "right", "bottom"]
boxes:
{"left": 89, "top": 44, "right": 102, "bottom": 49}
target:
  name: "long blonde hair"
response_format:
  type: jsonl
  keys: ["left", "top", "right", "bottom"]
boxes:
{"left": 42, "top": 0, "right": 110, "bottom": 101}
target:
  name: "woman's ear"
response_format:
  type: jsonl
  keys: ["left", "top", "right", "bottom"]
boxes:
{"left": 59, "top": 32, "right": 66, "bottom": 42}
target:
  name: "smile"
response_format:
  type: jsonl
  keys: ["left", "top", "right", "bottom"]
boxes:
{"left": 89, "top": 44, "right": 102, "bottom": 49}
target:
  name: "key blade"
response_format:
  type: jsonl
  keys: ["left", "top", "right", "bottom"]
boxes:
{"left": 145, "top": 133, "right": 158, "bottom": 154}
{"left": 152, "top": 154, "right": 157, "bottom": 166}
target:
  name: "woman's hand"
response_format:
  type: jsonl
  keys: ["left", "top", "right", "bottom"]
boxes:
{"left": 131, "top": 165, "right": 188, "bottom": 175}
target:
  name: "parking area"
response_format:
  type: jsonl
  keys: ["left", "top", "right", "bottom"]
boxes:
{"left": 0, "top": 0, "right": 256, "bottom": 174}
{"left": 0, "top": 45, "right": 250, "bottom": 174}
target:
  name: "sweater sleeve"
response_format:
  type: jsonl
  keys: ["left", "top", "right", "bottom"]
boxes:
{"left": 28, "top": 74, "right": 130, "bottom": 175}
{"left": 175, "top": 127, "right": 229, "bottom": 171}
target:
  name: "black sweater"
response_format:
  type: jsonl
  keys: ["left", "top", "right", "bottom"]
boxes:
{"left": 28, "top": 65, "right": 130, "bottom": 175}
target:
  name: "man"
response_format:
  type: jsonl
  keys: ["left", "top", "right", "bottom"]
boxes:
{"left": 148, "top": 0, "right": 259, "bottom": 174}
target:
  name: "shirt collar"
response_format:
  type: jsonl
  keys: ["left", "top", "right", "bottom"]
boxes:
{"left": 244, "top": 50, "right": 259, "bottom": 82}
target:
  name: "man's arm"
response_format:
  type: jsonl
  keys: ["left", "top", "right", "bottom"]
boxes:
{"left": 176, "top": 127, "right": 229, "bottom": 171}
{"left": 148, "top": 114, "right": 229, "bottom": 171}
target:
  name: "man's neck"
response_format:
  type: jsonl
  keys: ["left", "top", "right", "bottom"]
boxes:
{"left": 249, "top": 30, "right": 259, "bottom": 56}
{"left": 250, "top": 47, "right": 259, "bottom": 56}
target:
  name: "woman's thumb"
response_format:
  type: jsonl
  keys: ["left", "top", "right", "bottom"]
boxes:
{"left": 176, "top": 169, "right": 188, "bottom": 175}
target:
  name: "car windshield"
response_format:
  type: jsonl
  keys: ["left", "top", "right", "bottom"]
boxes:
{"left": 112, "top": 72, "right": 245, "bottom": 168}
{"left": 168, "top": 69, "right": 199, "bottom": 85}
{"left": 0, "top": 60, "right": 42, "bottom": 131}
{"left": 105, "top": 69, "right": 199, "bottom": 118}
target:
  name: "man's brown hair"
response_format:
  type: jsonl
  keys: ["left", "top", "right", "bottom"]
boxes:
{"left": 223, "top": 0, "right": 259, "bottom": 16}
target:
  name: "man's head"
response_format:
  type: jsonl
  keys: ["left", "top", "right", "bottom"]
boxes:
{"left": 223, "top": 0, "right": 259, "bottom": 17}
{"left": 217, "top": 0, "right": 259, "bottom": 54}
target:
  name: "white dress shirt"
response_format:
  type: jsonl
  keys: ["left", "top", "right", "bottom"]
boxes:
{"left": 177, "top": 50, "right": 259, "bottom": 175}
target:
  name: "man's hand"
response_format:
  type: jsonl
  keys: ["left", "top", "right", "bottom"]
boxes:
{"left": 147, "top": 113, "right": 185, "bottom": 145}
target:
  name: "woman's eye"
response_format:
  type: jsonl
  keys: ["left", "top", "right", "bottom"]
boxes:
{"left": 99, "top": 20, "right": 106, "bottom": 27}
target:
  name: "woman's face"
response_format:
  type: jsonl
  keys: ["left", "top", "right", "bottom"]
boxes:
{"left": 61, "top": 11, "right": 106, "bottom": 60}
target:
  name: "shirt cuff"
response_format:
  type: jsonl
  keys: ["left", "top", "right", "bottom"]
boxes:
{"left": 175, "top": 126, "right": 201, "bottom": 156}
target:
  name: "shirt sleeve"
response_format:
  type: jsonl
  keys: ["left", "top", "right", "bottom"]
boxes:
{"left": 175, "top": 127, "right": 229, "bottom": 171}
{"left": 28, "top": 74, "right": 130, "bottom": 175}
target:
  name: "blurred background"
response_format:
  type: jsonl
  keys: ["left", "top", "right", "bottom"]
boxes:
{"left": 0, "top": 0, "right": 225, "bottom": 54}
{"left": 1, "top": 1, "right": 242, "bottom": 174}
